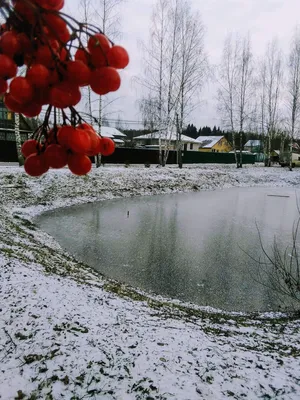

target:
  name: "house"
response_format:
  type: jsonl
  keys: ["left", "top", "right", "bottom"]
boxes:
{"left": 0, "top": 98, "right": 34, "bottom": 143}
{"left": 133, "top": 131, "right": 201, "bottom": 151}
{"left": 196, "top": 136, "right": 232, "bottom": 153}
{"left": 244, "top": 140, "right": 263, "bottom": 153}
{"left": 0, "top": 98, "right": 37, "bottom": 162}
{"left": 91, "top": 125, "right": 126, "bottom": 146}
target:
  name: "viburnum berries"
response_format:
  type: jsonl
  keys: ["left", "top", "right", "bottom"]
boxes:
{"left": 21, "top": 124, "right": 115, "bottom": 177}
{"left": 0, "top": 0, "right": 129, "bottom": 177}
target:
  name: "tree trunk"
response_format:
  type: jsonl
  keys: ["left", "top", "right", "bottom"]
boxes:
{"left": 95, "top": 96, "right": 102, "bottom": 168}
{"left": 14, "top": 113, "right": 23, "bottom": 166}
{"left": 176, "top": 113, "right": 183, "bottom": 169}
{"left": 268, "top": 132, "right": 272, "bottom": 167}
{"left": 239, "top": 131, "right": 243, "bottom": 168}
{"left": 158, "top": 131, "right": 163, "bottom": 166}
{"left": 231, "top": 131, "right": 238, "bottom": 167}
{"left": 289, "top": 135, "right": 293, "bottom": 171}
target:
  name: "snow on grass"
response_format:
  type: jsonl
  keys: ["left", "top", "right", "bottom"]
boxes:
{"left": 0, "top": 164, "right": 300, "bottom": 399}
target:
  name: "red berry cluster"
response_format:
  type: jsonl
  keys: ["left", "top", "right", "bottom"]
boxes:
{"left": 22, "top": 124, "right": 115, "bottom": 176}
{"left": 0, "top": 0, "right": 129, "bottom": 176}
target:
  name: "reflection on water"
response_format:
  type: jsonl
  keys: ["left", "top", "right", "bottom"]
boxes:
{"left": 36, "top": 187, "right": 300, "bottom": 312}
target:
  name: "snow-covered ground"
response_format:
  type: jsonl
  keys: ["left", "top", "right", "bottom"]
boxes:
{"left": 1, "top": 164, "right": 300, "bottom": 399}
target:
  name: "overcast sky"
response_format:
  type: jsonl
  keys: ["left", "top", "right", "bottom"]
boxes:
{"left": 69, "top": 0, "right": 300, "bottom": 129}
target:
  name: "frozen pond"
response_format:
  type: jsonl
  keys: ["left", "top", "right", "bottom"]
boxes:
{"left": 36, "top": 187, "right": 300, "bottom": 312}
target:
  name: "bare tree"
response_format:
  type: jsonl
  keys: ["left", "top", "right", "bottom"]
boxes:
{"left": 162, "top": 0, "right": 182, "bottom": 166}
{"left": 256, "top": 61, "right": 267, "bottom": 151}
{"left": 138, "top": 96, "right": 160, "bottom": 131}
{"left": 136, "top": 0, "right": 171, "bottom": 165}
{"left": 217, "top": 33, "right": 241, "bottom": 167}
{"left": 93, "top": 0, "right": 124, "bottom": 166}
{"left": 115, "top": 114, "right": 123, "bottom": 130}
{"left": 286, "top": 28, "right": 300, "bottom": 170}
{"left": 249, "top": 217, "right": 300, "bottom": 307}
{"left": 14, "top": 113, "right": 23, "bottom": 166}
{"left": 260, "top": 39, "right": 284, "bottom": 166}
{"left": 80, "top": 0, "right": 93, "bottom": 117}
{"left": 137, "top": 0, "right": 206, "bottom": 166}
{"left": 176, "top": 0, "right": 207, "bottom": 168}
{"left": 237, "top": 35, "right": 254, "bottom": 167}
{"left": 217, "top": 33, "right": 254, "bottom": 168}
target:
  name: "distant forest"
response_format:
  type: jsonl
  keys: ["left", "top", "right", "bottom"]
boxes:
{"left": 122, "top": 125, "right": 300, "bottom": 151}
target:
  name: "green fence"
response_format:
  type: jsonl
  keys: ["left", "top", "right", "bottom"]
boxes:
{"left": 182, "top": 151, "right": 256, "bottom": 164}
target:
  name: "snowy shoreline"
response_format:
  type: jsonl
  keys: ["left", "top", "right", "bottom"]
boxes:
{"left": 1, "top": 164, "right": 300, "bottom": 399}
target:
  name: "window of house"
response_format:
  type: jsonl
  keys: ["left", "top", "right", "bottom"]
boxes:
{"left": 0, "top": 132, "right": 5, "bottom": 140}
{"left": 6, "top": 132, "right": 16, "bottom": 141}
{"left": 189, "top": 143, "right": 193, "bottom": 150}
{"left": 0, "top": 107, "right": 7, "bottom": 120}
{"left": 7, "top": 112, "right": 12, "bottom": 120}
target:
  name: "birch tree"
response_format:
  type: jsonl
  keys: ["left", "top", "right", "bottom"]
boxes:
{"left": 137, "top": 0, "right": 207, "bottom": 166}
{"left": 217, "top": 34, "right": 241, "bottom": 167}
{"left": 176, "top": 1, "right": 207, "bottom": 167}
{"left": 236, "top": 35, "right": 254, "bottom": 167}
{"left": 14, "top": 113, "right": 23, "bottom": 166}
{"left": 93, "top": 0, "right": 124, "bottom": 166}
{"left": 162, "top": 0, "right": 181, "bottom": 166}
{"left": 218, "top": 33, "right": 254, "bottom": 168}
{"left": 286, "top": 29, "right": 300, "bottom": 170}
{"left": 80, "top": 0, "right": 93, "bottom": 117}
{"left": 136, "top": 0, "right": 170, "bottom": 165}
{"left": 260, "top": 39, "right": 283, "bottom": 166}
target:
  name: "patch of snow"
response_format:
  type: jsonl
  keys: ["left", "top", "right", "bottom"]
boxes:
{"left": 0, "top": 164, "right": 300, "bottom": 399}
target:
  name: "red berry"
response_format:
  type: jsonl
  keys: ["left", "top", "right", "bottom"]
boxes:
{"left": 90, "top": 67, "right": 121, "bottom": 95}
{"left": 68, "top": 154, "right": 92, "bottom": 175}
{"left": 0, "top": 55, "right": 17, "bottom": 79}
{"left": 10, "top": 77, "right": 33, "bottom": 104}
{"left": 21, "top": 139, "right": 41, "bottom": 158}
{"left": 35, "top": 0, "right": 64, "bottom": 10}
{"left": 66, "top": 61, "right": 91, "bottom": 86}
{"left": 14, "top": 1, "right": 36, "bottom": 24}
{"left": 4, "top": 93, "right": 23, "bottom": 112}
{"left": 44, "top": 144, "right": 68, "bottom": 169}
{"left": 17, "top": 33, "right": 32, "bottom": 54}
{"left": 35, "top": 43, "right": 58, "bottom": 67}
{"left": 99, "top": 137, "right": 115, "bottom": 156}
{"left": 24, "top": 153, "right": 49, "bottom": 177}
{"left": 0, "top": 79, "right": 8, "bottom": 94}
{"left": 75, "top": 48, "right": 90, "bottom": 65}
{"left": 0, "top": 31, "right": 21, "bottom": 58}
{"left": 50, "top": 82, "right": 81, "bottom": 108}
{"left": 107, "top": 46, "right": 129, "bottom": 69}
{"left": 77, "top": 124, "right": 101, "bottom": 156}
{"left": 68, "top": 128, "right": 91, "bottom": 154}
{"left": 27, "top": 64, "right": 50, "bottom": 88}
{"left": 43, "top": 14, "right": 70, "bottom": 43}
{"left": 22, "top": 102, "right": 42, "bottom": 117}
{"left": 57, "top": 125, "right": 74, "bottom": 148}
{"left": 33, "top": 88, "right": 51, "bottom": 105}
{"left": 88, "top": 34, "right": 110, "bottom": 68}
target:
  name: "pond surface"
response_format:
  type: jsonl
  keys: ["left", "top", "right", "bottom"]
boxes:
{"left": 36, "top": 187, "right": 300, "bottom": 312}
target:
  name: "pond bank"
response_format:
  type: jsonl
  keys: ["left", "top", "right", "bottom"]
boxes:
{"left": 1, "top": 165, "right": 300, "bottom": 399}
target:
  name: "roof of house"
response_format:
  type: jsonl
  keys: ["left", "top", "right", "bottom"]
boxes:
{"left": 113, "top": 138, "right": 124, "bottom": 144}
{"left": 133, "top": 131, "right": 200, "bottom": 144}
{"left": 91, "top": 125, "right": 126, "bottom": 138}
{"left": 244, "top": 140, "right": 262, "bottom": 147}
{"left": 196, "top": 136, "right": 224, "bottom": 148}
